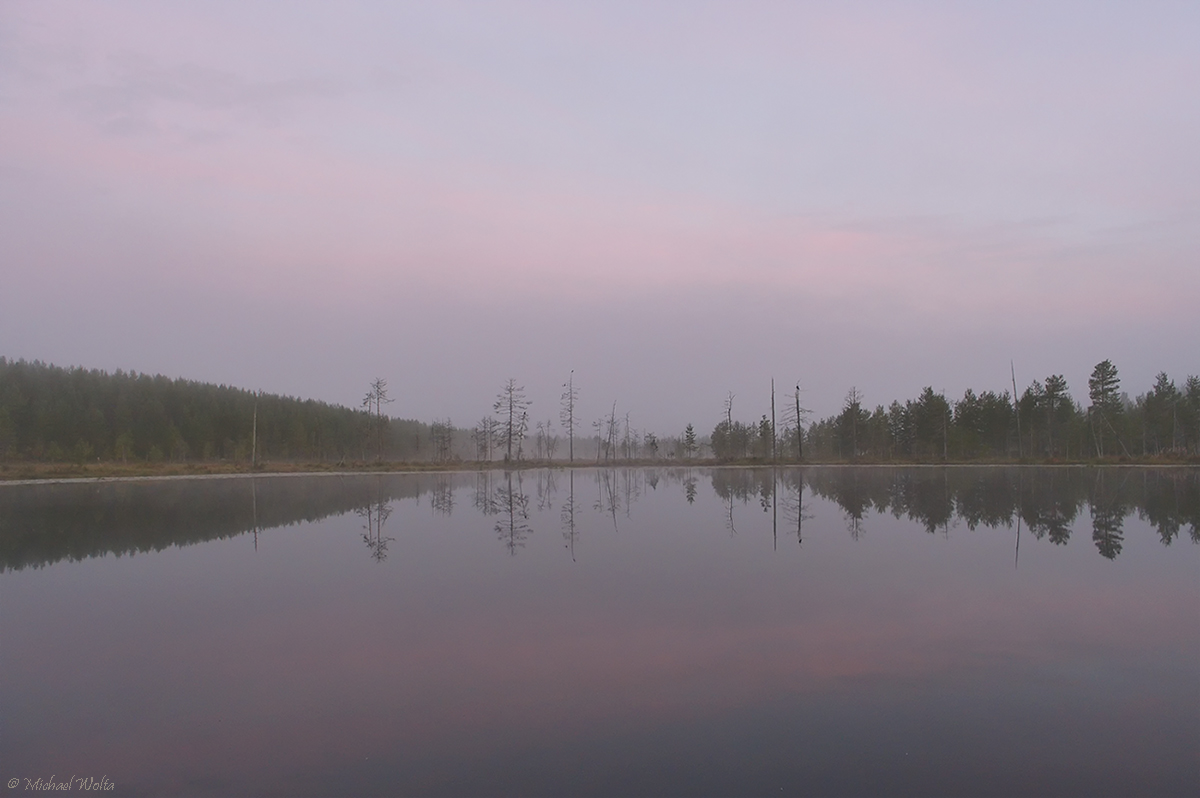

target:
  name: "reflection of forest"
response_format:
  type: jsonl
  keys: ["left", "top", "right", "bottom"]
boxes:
{"left": 710, "top": 466, "right": 1198, "bottom": 557}
{"left": 799, "top": 467, "right": 1199, "bottom": 558}
{"left": 2, "top": 467, "right": 1195, "bottom": 570}
{"left": 0, "top": 473, "right": 458, "bottom": 572}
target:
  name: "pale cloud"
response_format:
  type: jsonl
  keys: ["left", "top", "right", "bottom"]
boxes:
{"left": 60, "top": 58, "right": 344, "bottom": 137}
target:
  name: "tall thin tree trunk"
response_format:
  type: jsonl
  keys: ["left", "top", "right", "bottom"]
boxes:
{"left": 252, "top": 392, "right": 258, "bottom": 467}
{"left": 771, "top": 378, "right": 777, "bottom": 462}
{"left": 1011, "top": 361, "right": 1022, "bottom": 458}
{"left": 795, "top": 386, "right": 803, "bottom": 460}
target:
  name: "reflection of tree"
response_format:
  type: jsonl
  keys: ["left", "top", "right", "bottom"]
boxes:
{"left": 1138, "top": 468, "right": 1200, "bottom": 545}
{"left": 768, "top": 470, "right": 777, "bottom": 549}
{"left": 251, "top": 477, "right": 259, "bottom": 551}
{"left": 1028, "top": 506, "right": 1074, "bottom": 546}
{"left": 5, "top": 466, "right": 1196, "bottom": 572}
{"left": 802, "top": 467, "right": 1089, "bottom": 544}
{"left": 711, "top": 469, "right": 775, "bottom": 504}
{"left": 1023, "top": 495, "right": 1077, "bottom": 546}
{"left": 805, "top": 468, "right": 888, "bottom": 527}
{"left": 1090, "top": 470, "right": 1126, "bottom": 560}
{"left": 779, "top": 471, "right": 812, "bottom": 546}
{"left": 494, "top": 472, "right": 532, "bottom": 556}
{"left": 473, "top": 472, "right": 499, "bottom": 515}
{"left": 896, "top": 470, "right": 954, "bottom": 534}
{"left": 1019, "top": 468, "right": 1085, "bottom": 545}
{"left": 708, "top": 468, "right": 781, "bottom": 537}
{"left": 840, "top": 470, "right": 869, "bottom": 540}
{"left": 561, "top": 470, "right": 579, "bottom": 561}
{"left": 1147, "top": 511, "right": 1181, "bottom": 547}
{"left": 594, "top": 469, "right": 620, "bottom": 533}
{"left": 536, "top": 470, "right": 557, "bottom": 512}
{"left": 1092, "top": 504, "right": 1125, "bottom": 560}
{"left": 765, "top": 470, "right": 801, "bottom": 550}
{"left": 622, "top": 469, "right": 640, "bottom": 519}
{"left": 430, "top": 476, "right": 454, "bottom": 517}
{"left": 956, "top": 469, "right": 1019, "bottom": 530}
{"left": 0, "top": 474, "right": 433, "bottom": 573}
{"left": 802, "top": 468, "right": 876, "bottom": 539}
{"left": 357, "top": 497, "right": 395, "bottom": 563}
{"left": 845, "top": 510, "right": 866, "bottom": 540}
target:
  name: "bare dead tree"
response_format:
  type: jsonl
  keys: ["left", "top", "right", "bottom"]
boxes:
{"left": 592, "top": 418, "right": 604, "bottom": 463}
{"left": 516, "top": 410, "right": 529, "bottom": 460}
{"left": 535, "top": 420, "right": 547, "bottom": 460}
{"left": 362, "top": 378, "right": 394, "bottom": 462}
{"left": 604, "top": 402, "right": 619, "bottom": 461}
{"left": 473, "top": 416, "right": 496, "bottom": 461}
{"left": 493, "top": 379, "right": 531, "bottom": 462}
{"left": 783, "top": 383, "right": 811, "bottom": 461}
{"left": 560, "top": 371, "right": 578, "bottom": 463}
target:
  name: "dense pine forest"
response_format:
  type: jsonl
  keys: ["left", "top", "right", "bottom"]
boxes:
{"left": 781, "top": 364, "right": 1199, "bottom": 462}
{"left": 0, "top": 356, "right": 1197, "bottom": 466}
{"left": 0, "top": 358, "right": 428, "bottom": 464}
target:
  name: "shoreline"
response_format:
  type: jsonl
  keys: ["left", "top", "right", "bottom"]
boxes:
{"left": 2, "top": 457, "right": 1197, "bottom": 485}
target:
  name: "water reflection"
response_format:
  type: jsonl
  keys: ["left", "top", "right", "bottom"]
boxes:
{"left": 3, "top": 467, "right": 1197, "bottom": 797}
{"left": 494, "top": 471, "right": 532, "bottom": 556}
{"left": 561, "top": 470, "right": 579, "bottom": 561}
{"left": 357, "top": 488, "right": 394, "bottom": 563}
{"left": 594, "top": 469, "right": 621, "bottom": 533}
{"left": 429, "top": 475, "right": 454, "bottom": 517}
{"left": 0, "top": 467, "right": 1196, "bottom": 571}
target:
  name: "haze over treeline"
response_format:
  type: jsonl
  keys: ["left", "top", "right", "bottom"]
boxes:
{"left": 2, "top": 357, "right": 1196, "bottom": 465}
{"left": 1, "top": 4, "right": 1197, "bottom": 433}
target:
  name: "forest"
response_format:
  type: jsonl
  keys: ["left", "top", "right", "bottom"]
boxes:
{"left": 704, "top": 364, "right": 1198, "bottom": 462}
{"left": 783, "top": 363, "right": 1199, "bottom": 462}
{"left": 0, "top": 358, "right": 427, "bottom": 464}
{"left": 0, "top": 356, "right": 1197, "bottom": 466}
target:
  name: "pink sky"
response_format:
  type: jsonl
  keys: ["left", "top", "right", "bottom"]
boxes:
{"left": 1, "top": 1, "right": 1197, "bottom": 429}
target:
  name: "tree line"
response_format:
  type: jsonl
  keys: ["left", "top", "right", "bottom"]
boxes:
{"left": 712, "top": 361, "right": 1200, "bottom": 462}
{"left": 0, "top": 358, "right": 427, "bottom": 464}
{"left": 1, "top": 356, "right": 1197, "bottom": 465}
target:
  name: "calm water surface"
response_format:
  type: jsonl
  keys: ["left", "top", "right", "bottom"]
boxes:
{"left": 2, "top": 467, "right": 1198, "bottom": 797}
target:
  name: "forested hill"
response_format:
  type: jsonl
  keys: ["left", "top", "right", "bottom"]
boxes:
{"left": 0, "top": 358, "right": 427, "bottom": 463}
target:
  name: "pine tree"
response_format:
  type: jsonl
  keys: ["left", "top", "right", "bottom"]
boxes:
{"left": 682, "top": 424, "right": 697, "bottom": 459}
{"left": 493, "top": 379, "right": 530, "bottom": 462}
{"left": 1088, "top": 360, "right": 1122, "bottom": 457}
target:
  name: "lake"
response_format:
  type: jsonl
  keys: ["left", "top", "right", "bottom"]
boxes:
{"left": 2, "top": 467, "right": 1197, "bottom": 797}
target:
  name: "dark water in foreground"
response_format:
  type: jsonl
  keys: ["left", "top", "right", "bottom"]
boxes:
{"left": 2, "top": 467, "right": 1198, "bottom": 797}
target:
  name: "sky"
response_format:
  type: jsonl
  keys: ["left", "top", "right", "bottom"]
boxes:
{"left": 2, "top": 1, "right": 1198, "bottom": 433}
